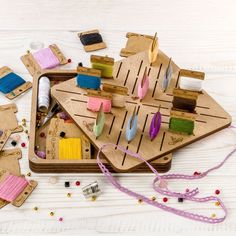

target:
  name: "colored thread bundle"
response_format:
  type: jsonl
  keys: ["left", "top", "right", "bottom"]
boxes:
{"left": 80, "top": 33, "right": 103, "bottom": 46}
{"left": 0, "top": 72, "right": 25, "bottom": 94}
{"left": 149, "top": 109, "right": 162, "bottom": 141}
{"left": 76, "top": 74, "right": 101, "bottom": 90}
{"left": 97, "top": 143, "right": 235, "bottom": 224}
{"left": 93, "top": 104, "right": 105, "bottom": 138}
{"left": 162, "top": 58, "right": 173, "bottom": 91}
{"left": 138, "top": 67, "right": 149, "bottom": 100}
{"left": 59, "top": 138, "right": 82, "bottom": 160}
{"left": 87, "top": 96, "right": 112, "bottom": 113}
{"left": 38, "top": 76, "right": 50, "bottom": 112}
{"left": 91, "top": 55, "right": 114, "bottom": 78}
{"left": 126, "top": 107, "right": 138, "bottom": 142}
{"left": 179, "top": 69, "right": 205, "bottom": 92}
{"left": 33, "top": 47, "right": 60, "bottom": 69}
{"left": 169, "top": 117, "right": 194, "bottom": 135}
{"left": 173, "top": 97, "right": 196, "bottom": 113}
{"left": 0, "top": 174, "right": 28, "bottom": 202}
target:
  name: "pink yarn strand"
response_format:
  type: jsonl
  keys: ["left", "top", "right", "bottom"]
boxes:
{"left": 97, "top": 137, "right": 236, "bottom": 223}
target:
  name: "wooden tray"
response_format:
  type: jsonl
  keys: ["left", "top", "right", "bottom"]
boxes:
{"left": 51, "top": 50, "right": 231, "bottom": 172}
{"left": 28, "top": 70, "right": 172, "bottom": 173}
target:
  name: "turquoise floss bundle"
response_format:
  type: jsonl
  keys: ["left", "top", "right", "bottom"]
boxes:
{"left": 0, "top": 72, "right": 25, "bottom": 94}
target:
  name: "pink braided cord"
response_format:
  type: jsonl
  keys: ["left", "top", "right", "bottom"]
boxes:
{"left": 97, "top": 143, "right": 236, "bottom": 224}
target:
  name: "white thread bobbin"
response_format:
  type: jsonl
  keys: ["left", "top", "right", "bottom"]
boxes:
{"left": 179, "top": 76, "right": 203, "bottom": 92}
{"left": 38, "top": 76, "right": 50, "bottom": 112}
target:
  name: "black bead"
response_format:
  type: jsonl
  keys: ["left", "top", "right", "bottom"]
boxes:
{"left": 65, "top": 181, "right": 70, "bottom": 188}
{"left": 178, "top": 197, "right": 184, "bottom": 202}
{"left": 11, "top": 140, "right": 17, "bottom": 146}
{"left": 78, "top": 62, "right": 83, "bottom": 67}
{"left": 60, "top": 131, "right": 66, "bottom": 138}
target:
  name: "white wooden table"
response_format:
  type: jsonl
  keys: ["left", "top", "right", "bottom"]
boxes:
{"left": 0, "top": 0, "right": 236, "bottom": 234}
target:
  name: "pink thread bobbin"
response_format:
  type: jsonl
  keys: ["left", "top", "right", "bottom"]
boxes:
{"left": 0, "top": 174, "right": 28, "bottom": 202}
{"left": 32, "top": 48, "right": 60, "bottom": 69}
{"left": 87, "top": 97, "right": 111, "bottom": 113}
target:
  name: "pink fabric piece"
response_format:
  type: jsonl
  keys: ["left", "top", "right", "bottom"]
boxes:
{"left": 33, "top": 47, "right": 60, "bottom": 69}
{"left": 0, "top": 175, "right": 28, "bottom": 202}
{"left": 87, "top": 97, "right": 111, "bottom": 113}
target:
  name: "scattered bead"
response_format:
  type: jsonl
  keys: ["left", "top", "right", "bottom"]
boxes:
{"left": 138, "top": 199, "right": 143, "bottom": 204}
{"left": 65, "top": 181, "right": 70, "bottom": 188}
{"left": 194, "top": 171, "right": 201, "bottom": 176}
{"left": 35, "top": 145, "right": 40, "bottom": 150}
{"left": 151, "top": 196, "right": 156, "bottom": 201}
{"left": 211, "top": 213, "right": 216, "bottom": 218}
{"left": 25, "top": 130, "right": 29, "bottom": 134}
{"left": 215, "top": 201, "right": 220, "bottom": 206}
{"left": 40, "top": 132, "right": 45, "bottom": 138}
{"left": 67, "top": 193, "right": 72, "bottom": 198}
{"left": 91, "top": 196, "right": 97, "bottom": 201}
{"left": 21, "top": 142, "right": 26, "bottom": 148}
{"left": 11, "top": 140, "right": 17, "bottom": 146}
{"left": 59, "top": 217, "right": 63, "bottom": 222}
{"left": 163, "top": 197, "right": 168, "bottom": 202}
{"left": 36, "top": 150, "right": 46, "bottom": 159}
{"left": 178, "top": 198, "right": 184, "bottom": 203}
{"left": 27, "top": 172, "right": 31, "bottom": 177}
{"left": 50, "top": 212, "right": 54, "bottom": 216}
{"left": 22, "top": 118, "right": 27, "bottom": 127}
{"left": 60, "top": 131, "right": 66, "bottom": 138}
{"left": 27, "top": 50, "right": 30, "bottom": 54}
{"left": 49, "top": 176, "right": 58, "bottom": 184}
{"left": 68, "top": 58, "right": 72, "bottom": 63}
{"left": 215, "top": 189, "right": 220, "bottom": 195}
{"left": 75, "top": 181, "right": 81, "bottom": 186}
{"left": 185, "top": 188, "right": 190, "bottom": 192}
{"left": 78, "top": 62, "right": 83, "bottom": 67}
{"left": 33, "top": 206, "right": 38, "bottom": 211}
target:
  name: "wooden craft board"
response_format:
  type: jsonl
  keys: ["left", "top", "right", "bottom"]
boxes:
{"left": 29, "top": 70, "right": 172, "bottom": 173}
{"left": 51, "top": 50, "right": 231, "bottom": 172}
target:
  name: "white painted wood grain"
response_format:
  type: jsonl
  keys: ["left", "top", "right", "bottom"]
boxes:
{"left": 0, "top": 0, "right": 236, "bottom": 234}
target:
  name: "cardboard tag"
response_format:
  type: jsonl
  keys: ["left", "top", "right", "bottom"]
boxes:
{"left": 46, "top": 118, "right": 91, "bottom": 160}
{"left": 179, "top": 69, "right": 205, "bottom": 80}
{"left": 21, "top": 44, "right": 67, "bottom": 76}
{"left": 170, "top": 109, "right": 196, "bottom": 121}
{"left": 78, "top": 29, "right": 107, "bottom": 52}
{"left": 87, "top": 89, "right": 112, "bottom": 100}
{"left": 173, "top": 88, "right": 199, "bottom": 100}
{"left": 77, "top": 66, "right": 101, "bottom": 77}
{"left": 0, "top": 67, "right": 32, "bottom": 99}
{"left": 91, "top": 55, "right": 114, "bottom": 65}
{"left": 103, "top": 83, "right": 128, "bottom": 95}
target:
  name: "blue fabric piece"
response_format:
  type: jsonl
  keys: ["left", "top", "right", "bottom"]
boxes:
{"left": 0, "top": 72, "right": 25, "bottom": 94}
{"left": 76, "top": 74, "right": 101, "bottom": 90}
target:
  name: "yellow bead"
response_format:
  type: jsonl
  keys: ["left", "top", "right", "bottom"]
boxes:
{"left": 91, "top": 196, "right": 97, "bottom": 201}
{"left": 50, "top": 212, "right": 54, "bottom": 216}
{"left": 27, "top": 50, "right": 30, "bottom": 54}
{"left": 215, "top": 201, "right": 220, "bottom": 206}
{"left": 151, "top": 196, "right": 156, "bottom": 201}
{"left": 67, "top": 193, "right": 71, "bottom": 198}
{"left": 138, "top": 199, "right": 143, "bottom": 204}
{"left": 27, "top": 172, "right": 31, "bottom": 177}
{"left": 33, "top": 207, "right": 38, "bottom": 211}
{"left": 211, "top": 213, "right": 216, "bottom": 218}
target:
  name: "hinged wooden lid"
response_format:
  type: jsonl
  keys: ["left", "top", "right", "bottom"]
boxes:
{"left": 91, "top": 55, "right": 114, "bottom": 65}
{"left": 179, "top": 69, "right": 205, "bottom": 80}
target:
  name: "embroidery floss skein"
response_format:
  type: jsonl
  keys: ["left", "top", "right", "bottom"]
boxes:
{"left": 138, "top": 67, "right": 149, "bottom": 100}
{"left": 97, "top": 142, "right": 235, "bottom": 223}
{"left": 149, "top": 106, "right": 162, "bottom": 141}
{"left": 32, "top": 47, "right": 60, "bottom": 69}
{"left": 87, "top": 96, "right": 112, "bottom": 113}
{"left": 59, "top": 138, "right": 82, "bottom": 160}
{"left": 93, "top": 104, "right": 105, "bottom": 138}
{"left": 38, "top": 76, "right": 50, "bottom": 113}
{"left": 126, "top": 107, "right": 138, "bottom": 143}
{"left": 162, "top": 58, "right": 173, "bottom": 91}
{"left": 0, "top": 174, "right": 28, "bottom": 202}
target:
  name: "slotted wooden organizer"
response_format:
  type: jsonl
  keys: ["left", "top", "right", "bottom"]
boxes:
{"left": 29, "top": 70, "right": 172, "bottom": 173}
{"left": 51, "top": 49, "right": 231, "bottom": 172}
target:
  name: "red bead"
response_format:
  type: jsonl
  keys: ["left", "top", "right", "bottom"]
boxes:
{"left": 40, "top": 132, "right": 45, "bottom": 138}
{"left": 59, "top": 217, "right": 63, "bottom": 222}
{"left": 76, "top": 181, "right": 80, "bottom": 186}
{"left": 68, "top": 59, "right": 72, "bottom": 63}
{"left": 194, "top": 171, "right": 200, "bottom": 176}
{"left": 21, "top": 142, "right": 26, "bottom": 148}
{"left": 163, "top": 197, "right": 168, "bottom": 202}
{"left": 185, "top": 188, "right": 190, "bottom": 192}
{"left": 215, "top": 189, "right": 220, "bottom": 195}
